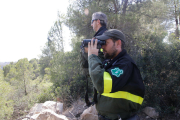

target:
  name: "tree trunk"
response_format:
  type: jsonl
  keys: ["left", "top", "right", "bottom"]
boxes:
{"left": 23, "top": 72, "right": 27, "bottom": 95}
{"left": 122, "top": 0, "right": 128, "bottom": 15}
{"left": 113, "top": 0, "right": 120, "bottom": 13}
{"left": 174, "top": 0, "right": 179, "bottom": 38}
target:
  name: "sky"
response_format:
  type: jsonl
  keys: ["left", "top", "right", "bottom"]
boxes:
{"left": 0, "top": 0, "right": 72, "bottom": 62}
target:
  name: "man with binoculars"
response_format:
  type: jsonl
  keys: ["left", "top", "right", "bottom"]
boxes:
{"left": 87, "top": 29, "right": 145, "bottom": 120}
{"left": 80, "top": 12, "right": 108, "bottom": 108}
{"left": 80, "top": 12, "right": 108, "bottom": 68}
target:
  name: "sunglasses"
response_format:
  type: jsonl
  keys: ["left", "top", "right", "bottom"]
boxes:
{"left": 91, "top": 19, "right": 98, "bottom": 24}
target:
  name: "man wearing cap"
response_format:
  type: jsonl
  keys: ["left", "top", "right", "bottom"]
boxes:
{"left": 88, "top": 29, "right": 145, "bottom": 120}
{"left": 80, "top": 12, "right": 108, "bottom": 106}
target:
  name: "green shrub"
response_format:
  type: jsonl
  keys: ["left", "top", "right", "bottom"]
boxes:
{"left": 37, "top": 87, "right": 55, "bottom": 103}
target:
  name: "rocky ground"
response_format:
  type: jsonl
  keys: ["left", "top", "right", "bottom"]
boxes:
{"left": 138, "top": 112, "right": 179, "bottom": 120}
{"left": 63, "top": 100, "right": 180, "bottom": 120}
{"left": 16, "top": 99, "right": 180, "bottom": 120}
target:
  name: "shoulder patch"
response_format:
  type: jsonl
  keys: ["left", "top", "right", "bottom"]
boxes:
{"left": 111, "top": 67, "right": 123, "bottom": 77}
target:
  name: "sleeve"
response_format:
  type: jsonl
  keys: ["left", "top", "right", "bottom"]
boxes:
{"left": 80, "top": 49, "right": 104, "bottom": 69}
{"left": 88, "top": 54, "right": 104, "bottom": 94}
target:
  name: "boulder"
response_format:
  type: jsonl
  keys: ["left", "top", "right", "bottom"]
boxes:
{"left": 143, "top": 107, "right": 159, "bottom": 119}
{"left": 22, "top": 101, "right": 64, "bottom": 120}
{"left": 42, "top": 101, "right": 63, "bottom": 114}
{"left": 30, "top": 109, "right": 68, "bottom": 120}
{"left": 63, "top": 99, "right": 88, "bottom": 119}
{"left": 28, "top": 103, "right": 43, "bottom": 115}
{"left": 80, "top": 105, "right": 98, "bottom": 120}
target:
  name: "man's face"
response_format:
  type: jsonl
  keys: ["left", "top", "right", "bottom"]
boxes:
{"left": 101, "top": 39, "right": 118, "bottom": 59}
{"left": 91, "top": 19, "right": 99, "bottom": 32}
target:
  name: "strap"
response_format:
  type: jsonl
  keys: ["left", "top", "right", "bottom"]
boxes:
{"left": 85, "top": 75, "right": 95, "bottom": 107}
{"left": 85, "top": 74, "right": 98, "bottom": 107}
{"left": 85, "top": 74, "right": 90, "bottom": 106}
{"left": 93, "top": 87, "right": 98, "bottom": 103}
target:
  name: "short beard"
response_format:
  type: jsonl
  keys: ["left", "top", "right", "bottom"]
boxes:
{"left": 104, "top": 47, "right": 117, "bottom": 59}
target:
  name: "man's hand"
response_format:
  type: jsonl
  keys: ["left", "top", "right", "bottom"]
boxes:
{"left": 88, "top": 39, "right": 99, "bottom": 56}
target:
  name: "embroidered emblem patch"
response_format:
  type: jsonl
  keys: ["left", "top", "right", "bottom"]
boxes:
{"left": 111, "top": 67, "right": 123, "bottom": 77}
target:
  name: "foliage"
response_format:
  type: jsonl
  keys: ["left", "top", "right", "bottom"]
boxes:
{"left": 3, "top": 62, "right": 14, "bottom": 78}
{"left": 29, "top": 58, "right": 40, "bottom": 80}
{"left": 2, "top": 57, "right": 54, "bottom": 119}
{"left": 50, "top": 49, "right": 87, "bottom": 106}
{"left": 37, "top": 81, "right": 55, "bottom": 103}
{"left": 55, "top": 86, "right": 72, "bottom": 108}
{"left": 0, "top": 69, "right": 14, "bottom": 120}
{"left": 15, "top": 58, "right": 34, "bottom": 95}
{"left": 44, "top": 14, "right": 90, "bottom": 108}
{"left": 39, "top": 46, "right": 52, "bottom": 77}
{"left": 138, "top": 38, "right": 180, "bottom": 114}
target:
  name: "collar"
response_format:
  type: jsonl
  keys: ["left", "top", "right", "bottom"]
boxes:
{"left": 104, "top": 49, "right": 127, "bottom": 70}
{"left": 94, "top": 26, "right": 107, "bottom": 37}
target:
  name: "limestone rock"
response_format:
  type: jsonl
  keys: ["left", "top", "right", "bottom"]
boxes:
{"left": 42, "top": 101, "right": 63, "bottom": 114}
{"left": 80, "top": 105, "right": 98, "bottom": 120}
{"left": 143, "top": 107, "right": 159, "bottom": 119}
{"left": 22, "top": 101, "right": 64, "bottom": 120}
{"left": 63, "top": 99, "right": 87, "bottom": 119}
{"left": 30, "top": 109, "right": 68, "bottom": 120}
{"left": 29, "top": 103, "right": 43, "bottom": 115}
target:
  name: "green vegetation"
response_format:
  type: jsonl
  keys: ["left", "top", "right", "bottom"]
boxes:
{"left": 0, "top": 59, "right": 54, "bottom": 119}
{"left": 0, "top": 69, "right": 14, "bottom": 120}
{"left": 1, "top": 0, "right": 180, "bottom": 119}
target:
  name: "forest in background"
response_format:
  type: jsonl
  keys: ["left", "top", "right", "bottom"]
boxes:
{"left": 1, "top": 0, "right": 180, "bottom": 119}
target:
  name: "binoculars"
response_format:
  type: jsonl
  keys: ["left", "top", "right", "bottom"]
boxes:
{"left": 80, "top": 39, "right": 106, "bottom": 49}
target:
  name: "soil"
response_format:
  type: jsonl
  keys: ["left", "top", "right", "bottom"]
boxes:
{"left": 137, "top": 112, "right": 180, "bottom": 120}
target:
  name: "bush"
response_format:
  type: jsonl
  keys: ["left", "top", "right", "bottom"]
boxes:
{"left": 55, "top": 86, "right": 73, "bottom": 108}
{"left": 135, "top": 41, "right": 180, "bottom": 115}
{"left": 37, "top": 87, "right": 55, "bottom": 103}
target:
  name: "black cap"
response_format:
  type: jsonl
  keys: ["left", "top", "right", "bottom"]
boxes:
{"left": 96, "top": 29, "right": 125, "bottom": 42}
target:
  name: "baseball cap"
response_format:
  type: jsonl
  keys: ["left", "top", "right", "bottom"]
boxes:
{"left": 92, "top": 12, "right": 107, "bottom": 26}
{"left": 95, "top": 29, "right": 125, "bottom": 42}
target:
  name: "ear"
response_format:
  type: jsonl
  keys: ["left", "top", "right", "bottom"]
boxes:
{"left": 97, "top": 19, "right": 101, "bottom": 25}
{"left": 115, "top": 40, "right": 122, "bottom": 48}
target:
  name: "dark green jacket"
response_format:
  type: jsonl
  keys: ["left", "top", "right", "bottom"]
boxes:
{"left": 88, "top": 49, "right": 145, "bottom": 119}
